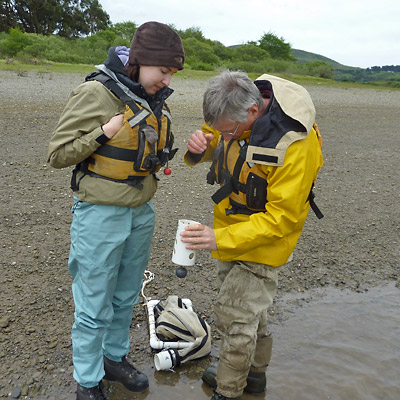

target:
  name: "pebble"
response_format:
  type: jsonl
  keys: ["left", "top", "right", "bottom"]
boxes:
{"left": 21, "top": 385, "right": 29, "bottom": 396}
{"left": 11, "top": 387, "right": 21, "bottom": 398}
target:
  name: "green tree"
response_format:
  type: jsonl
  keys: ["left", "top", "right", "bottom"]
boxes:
{"left": 233, "top": 43, "right": 270, "bottom": 63}
{"left": 0, "top": 1, "right": 16, "bottom": 32}
{"left": 183, "top": 37, "right": 219, "bottom": 63}
{"left": 211, "top": 40, "right": 234, "bottom": 61}
{"left": 111, "top": 21, "right": 137, "bottom": 43}
{"left": 259, "top": 32, "right": 294, "bottom": 61}
{"left": 183, "top": 36, "right": 220, "bottom": 70}
{"left": 80, "top": 0, "right": 109, "bottom": 35}
{"left": 0, "top": 0, "right": 110, "bottom": 37}
{"left": 0, "top": 26, "right": 30, "bottom": 55}
{"left": 1, "top": 0, "right": 62, "bottom": 35}
{"left": 304, "top": 61, "right": 334, "bottom": 79}
{"left": 178, "top": 26, "right": 206, "bottom": 41}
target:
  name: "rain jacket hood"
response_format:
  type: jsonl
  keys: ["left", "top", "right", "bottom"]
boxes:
{"left": 247, "top": 74, "right": 316, "bottom": 167}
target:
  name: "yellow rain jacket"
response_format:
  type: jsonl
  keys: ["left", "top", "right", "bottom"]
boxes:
{"left": 184, "top": 74, "right": 324, "bottom": 267}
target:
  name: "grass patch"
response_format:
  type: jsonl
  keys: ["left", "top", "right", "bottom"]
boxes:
{"left": 0, "top": 58, "right": 95, "bottom": 74}
{"left": 175, "top": 69, "right": 218, "bottom": 80}
{"left": 1, "top": 58, "right": 398, "bottom": 91}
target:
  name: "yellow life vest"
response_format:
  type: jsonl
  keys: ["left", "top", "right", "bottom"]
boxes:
{"left": 78, "top": 72, "right": 177, "bottom": 186}
{"left": 208, "top": 123, "right": 323, "bottom": 218}
{"left": 208, "top": 137, "right": 269, "bottom": 214}
{"left": 86, "top": 102, "right": 172, "bottom": 180}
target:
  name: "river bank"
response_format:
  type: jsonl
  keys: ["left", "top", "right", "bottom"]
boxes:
{"left": 0, "top": 70, "right": 399, "bottom": 399}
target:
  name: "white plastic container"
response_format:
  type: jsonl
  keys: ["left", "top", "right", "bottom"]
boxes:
{"left": 154, "top": 349, "right": 177, "bottom": 371}
{"left": 171, "top": 219, "right": 200, "bottom": 266}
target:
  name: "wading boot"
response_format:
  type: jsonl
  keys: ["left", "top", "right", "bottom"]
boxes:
{"left": 210, "top": 392, "right": 240, "bottom": 400}
{"left": 103, "top": 356, "right": 149, "bottom": 393}
{"left": 203, "top": 366, "right": 266, "bottom": 396}
{"left": 76, "top": 381, "right": 110, "bottom": 400}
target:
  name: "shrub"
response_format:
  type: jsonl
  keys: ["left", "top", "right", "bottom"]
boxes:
{"left": 0, "top": 28, "right": 31, "bottom": 56}
{"left": 186, "top": 59, "right": 215, "bottom": 71}
{"left": 232, "top": 44, "right": 270, "bottom": 63}
{"left": 302, "top": 61, "right": 334, "bottom": 79}
{"left": 183, "top": 37, "right": 220, "bottom": 66}
{"left": 223, "top": 60, "right": 270, "bottom": 73}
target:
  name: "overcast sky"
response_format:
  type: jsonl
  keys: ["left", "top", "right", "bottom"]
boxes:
{"left": 98, "top": 0, "right": 399, "bottom": 69}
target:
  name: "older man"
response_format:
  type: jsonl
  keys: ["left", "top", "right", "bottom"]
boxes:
{"left": 181, "top": 71, "right": 323, "bottom": 400}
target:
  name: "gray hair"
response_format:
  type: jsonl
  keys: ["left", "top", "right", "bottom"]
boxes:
{"left": 203, "top": 70, "right": 264, "bottom": 126}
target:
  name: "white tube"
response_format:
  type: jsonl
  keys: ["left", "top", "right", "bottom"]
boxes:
{"left": 147, "top": 299, "right": 194, "bottom": 350}
{"left": 154, "top": 350, "right": 174, "bottom": 370}
{"left": 172, "top": 219, "right": 200, "bottom": 266}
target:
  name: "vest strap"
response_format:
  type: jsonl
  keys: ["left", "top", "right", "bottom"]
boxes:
{"left": 210, "top": 139, "right": 248, "bottom": 204}
{"left": 308, "top": 188, "right": 324, "bottom": 219}
{"left": 95, "top": 144, "right": 139, "bottom": 161}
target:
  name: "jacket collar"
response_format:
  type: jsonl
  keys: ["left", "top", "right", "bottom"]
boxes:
{"left": 99, "top": 46, "right": 173, "bottom": 108}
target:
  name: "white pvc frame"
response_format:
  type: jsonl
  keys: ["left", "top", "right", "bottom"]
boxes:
{"left": 146, "top": 299, "right": 194, "bottom": 350}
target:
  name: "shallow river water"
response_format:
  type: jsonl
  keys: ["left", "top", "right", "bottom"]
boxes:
{"left": 106, "top": 282, "right": 400, "bottom": 400}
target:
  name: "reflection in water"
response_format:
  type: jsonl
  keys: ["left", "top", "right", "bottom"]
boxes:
{"left": 107, "top": 283, "right": 400, "bottom": 400}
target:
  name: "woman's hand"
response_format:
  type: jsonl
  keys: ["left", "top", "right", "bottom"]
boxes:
{"left": 102, "top": 114, "right": 124, "bottom": 139}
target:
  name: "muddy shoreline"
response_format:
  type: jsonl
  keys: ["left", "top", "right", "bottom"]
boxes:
{"left": 0, "top": 70, "right": 399, "bottom": 398}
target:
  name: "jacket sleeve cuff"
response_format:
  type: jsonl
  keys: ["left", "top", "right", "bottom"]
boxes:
{"left": 184, "top": 150, "right": 205, "bottom": 166}
{"left": 96, "top": 126, "right": 109, "bottom": 145}
{"left": 188, "top": 151, "right": 205, "bottom": 163}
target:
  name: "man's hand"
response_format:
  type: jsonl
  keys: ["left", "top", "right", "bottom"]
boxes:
{"left": 180, "top": 223, "right": 217, "bottom": 251}
{"left": 187, "top": 130, "right": 214, "bottom": 154}
{"left": 102, "top": 114, "right": 124, "bottom": 139}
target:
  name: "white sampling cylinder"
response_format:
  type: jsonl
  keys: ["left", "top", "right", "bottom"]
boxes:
{"left": 171, "top": 219, "right": 200, "bottom": 266}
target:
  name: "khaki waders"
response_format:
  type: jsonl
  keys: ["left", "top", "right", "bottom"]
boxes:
{"left": 214, "top": 260, "right": 281, "bottom": 398}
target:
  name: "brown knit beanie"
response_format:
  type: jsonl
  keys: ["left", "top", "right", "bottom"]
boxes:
{"left": 129, "top": 21, "right": 185, "bottom": 70}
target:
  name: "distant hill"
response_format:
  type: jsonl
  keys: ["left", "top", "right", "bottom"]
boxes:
{"left": 291, "top": 48, "right": 358, "bottom": 71}
{"left": 290, "top": 48, "right": 400, "bottom": 84}
{"left": 231, "top": 45, "right": 399, "bottom": 84}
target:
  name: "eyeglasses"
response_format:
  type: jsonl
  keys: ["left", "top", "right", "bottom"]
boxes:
{"left": 219, "top": 123, "right": 240, "bottom": 136}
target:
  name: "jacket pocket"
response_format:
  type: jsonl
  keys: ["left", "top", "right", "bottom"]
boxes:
{"left": 246, "top": 172, "right": 267, "bottom": 211}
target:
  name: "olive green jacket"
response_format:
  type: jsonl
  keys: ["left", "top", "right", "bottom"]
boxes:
{"left": 47, "top": 80, "right": 157, "bottom": 208}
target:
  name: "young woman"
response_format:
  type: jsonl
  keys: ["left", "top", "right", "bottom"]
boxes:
{"left": 48, "top": 21, "right": 185, "bottom": 400}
